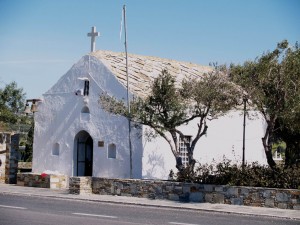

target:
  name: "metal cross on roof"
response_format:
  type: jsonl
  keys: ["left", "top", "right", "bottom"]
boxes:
{"left": 87, "top": 26, "right": 100, "bottom": 52}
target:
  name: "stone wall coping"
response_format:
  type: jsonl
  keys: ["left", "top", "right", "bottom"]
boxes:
{"left": 91, "top": 177, "right": 300, "bottom": 192}
{"left": 18, "top": 162, "right": 32, "bottom": 169}
{"left": 20, "top": 172, "right": 65, "bottom": 176}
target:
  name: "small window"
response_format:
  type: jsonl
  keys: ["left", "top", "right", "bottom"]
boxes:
{"left": 84, "top": 80, "right": 89, "bottom": 96}
{"left": 108, "top": 143, "right": 116, "bottom": 159}
{"left": 179, "top": 136, "right": 192, "bottom": 168}
{"left": 81, "top": 106, "right": 90, "bottom": 121}
{"left": 52, "top": 143, "right": 60, "bottom": 156}
{"left": 81, "top": 106, "right": 90, "bottom": 113}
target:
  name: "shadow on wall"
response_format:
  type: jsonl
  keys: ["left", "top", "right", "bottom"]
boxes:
{"left": 143, "top": 151, "right": 166, "bottom": 179}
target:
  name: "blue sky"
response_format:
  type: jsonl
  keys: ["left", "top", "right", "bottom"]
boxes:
{"left": 0, "top": 0, "right": 299, "bottom": 99}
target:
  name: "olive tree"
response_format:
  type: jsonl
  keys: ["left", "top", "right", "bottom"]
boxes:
{"left": 100, "top": 68, "right": 240, "bottom": 178}
{"left": 229, "top": 40, "right": 300, "bottom": 168}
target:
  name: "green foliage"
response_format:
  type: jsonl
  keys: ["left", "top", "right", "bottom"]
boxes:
{"left": 0, "top": 81, "right": 27, "bottom": 131}
{"left": 189, "top": 160, "right": 300, "bottom": 189}
{"left": 229, "top": 40, "right": 300, "bottom": 167}
{"left": 0, "top": 82, "right": 24, "bottom": 112}
{"left": 0, "top": 81, "right": 33, "bottom": 161}
{"left": 146, "top": 70, "right": 187, "bottom": 129}
{"left": 24, "top": 122, "right": 34, "bottom": 162}
{"left": 181, "top": 68, "right": 241, "bottom": 119}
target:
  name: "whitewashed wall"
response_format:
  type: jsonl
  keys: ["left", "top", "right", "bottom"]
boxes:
{"left": 33, "top": 56, "right": 143, "bottom": 179}
{"left": 142, "top": 111, "right": 267, "bottom": 179}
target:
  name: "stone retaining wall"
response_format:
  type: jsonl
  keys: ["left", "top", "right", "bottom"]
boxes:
{"left": 90, "top": 178, "right": 300, "bottom": 210}
{"left": 17, "top": 173, "right": 68, "bottom": 189}
{"left": 18, "top": 175, "right": 298, "bottom": 210}
{"left": 5, "top": 134, "right": 19, "bottom": 184}
{"left": 69, "top": 177, "right": 92, "bottom": 195}
{"left": 0, "top": 152, "right": 6, "bottom": 183}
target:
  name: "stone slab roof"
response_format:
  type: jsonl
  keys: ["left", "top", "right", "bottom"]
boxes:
{"left": 91, "top": 50, "right": 212, "bottom": 97}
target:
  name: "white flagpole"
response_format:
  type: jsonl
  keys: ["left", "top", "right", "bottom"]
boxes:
{"left": 123, "top": 5, "right": 133, "bottom": 179}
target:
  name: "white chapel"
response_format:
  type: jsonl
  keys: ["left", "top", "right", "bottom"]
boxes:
{"left": 32, "top": 28, "right": 267, "bottom": 179}
{"left": 32, "top": 50, "right": 267, "bottom": 179}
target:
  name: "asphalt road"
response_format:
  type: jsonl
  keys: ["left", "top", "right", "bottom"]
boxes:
{"left": 0, "top": 194, "right": 298, "bottom": 225}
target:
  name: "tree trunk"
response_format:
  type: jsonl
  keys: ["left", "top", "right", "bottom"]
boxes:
{"left": 265, "top": 149, "right": 276, "bottom": 168}
{"left": 261, "top": 120, "right": 277, "bottom": 169}
{"left": 187, "top": 155, "right": 196, "bottom": 179}
{"left": 175, "top": 156, "right": 184, "bottom": 173}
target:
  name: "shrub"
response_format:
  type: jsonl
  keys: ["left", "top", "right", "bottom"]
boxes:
{"left": 176, "top": 160, "right": 300, "bottom": 189}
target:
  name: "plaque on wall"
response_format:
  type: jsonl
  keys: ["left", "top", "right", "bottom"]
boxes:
{"left": 98, "top": 141, "right": 104, "bottom": 147}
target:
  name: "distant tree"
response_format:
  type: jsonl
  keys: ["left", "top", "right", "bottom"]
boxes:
{"left": 100, "top": 69, "right": 240, "bottom": 178}
{"left": 229, "top": 40, "right": 300, "bottom": 168}
{"left": 0, "top": 81, "right": 26, "bottom": 128}
{"left": 0, "top": 81, "right": 34, "bottom": 162}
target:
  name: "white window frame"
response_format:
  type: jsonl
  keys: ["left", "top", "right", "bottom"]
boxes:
{"left": 179, "top": 136, "right": 192, "bottom": 167}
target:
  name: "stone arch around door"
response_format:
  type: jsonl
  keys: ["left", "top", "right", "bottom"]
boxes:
{"left": 74, "top": 130, "right": 93, "bottom": 176}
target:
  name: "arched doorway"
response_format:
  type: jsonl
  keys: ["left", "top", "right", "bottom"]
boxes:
{"left": 74, "top": 131, "right": 93, "bottom": 176}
